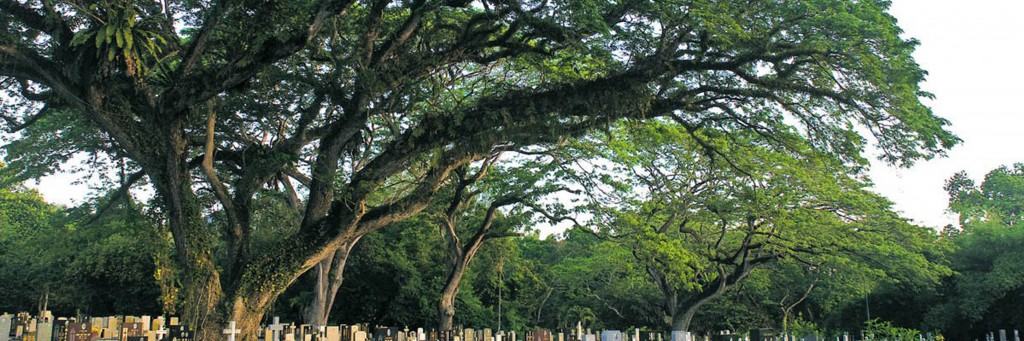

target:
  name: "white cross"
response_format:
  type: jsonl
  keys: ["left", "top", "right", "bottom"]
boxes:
{"left": 223, "top": 321, "right": 242, "bottom": 341}
{"left": 268, "top": 317, "right": 285, "bottom": 341}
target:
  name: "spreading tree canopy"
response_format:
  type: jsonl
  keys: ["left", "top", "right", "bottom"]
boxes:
{"left": 1, "top": 0, "right": 956, "bottom": 339}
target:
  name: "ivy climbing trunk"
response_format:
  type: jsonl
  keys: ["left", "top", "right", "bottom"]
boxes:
{"left": 142, "top": 123, "right": 225, "bottom": 340}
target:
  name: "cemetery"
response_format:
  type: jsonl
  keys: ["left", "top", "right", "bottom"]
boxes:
{"left": 3, "top": 311, "right": 983, "bottom": 341}
{"left": 2, "top": 0, "right": 1023, "bottom": 341}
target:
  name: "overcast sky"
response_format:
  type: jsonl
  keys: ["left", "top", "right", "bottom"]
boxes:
{"left": 23, "top": 0, "right": 1024, "bottom": 231}
{"left": 866, "top": 0, "right": 1024, "bottom": 228}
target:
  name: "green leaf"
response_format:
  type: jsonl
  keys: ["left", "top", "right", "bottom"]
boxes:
{"left": 124, "top": 30, "right": 134, "bottom": 50}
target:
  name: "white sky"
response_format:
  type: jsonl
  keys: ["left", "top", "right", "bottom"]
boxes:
{"left": 866, "top": 0, "right": 1024, "bottom": 229}
{"left": 21, "top": 0, "right": 1024, "bottom": 231}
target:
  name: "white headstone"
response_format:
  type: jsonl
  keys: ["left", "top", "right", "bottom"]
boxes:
{"left": 0, "top": 314, "right": 11, "bottom": 341}
{"left": 37, "top": 320, "right": 54, "bottom": 341}
{"left": 355, "top": 330, "right": 369, "bottom": 341}
{"left": 224, "top": 321, "right": 242, "bottom": 341}
{"left": 671, "top": 332, "right": 690, "bottom": 341}
{"left": 269, "top": 317, "right": 285, "bottom": 341}
{"left": 419, "top": 328, "right": 426, "bottom": 341}
{"left": 601, "top": 331, "right": 623, "bottom": 341}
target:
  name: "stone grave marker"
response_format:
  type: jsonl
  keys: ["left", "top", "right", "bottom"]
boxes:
{"left": 751, "top": 330, "right": 775, "bottom": 341}
{"left": 582, "top": 334, "right": 596, "bottom": 341}
{"left": 105, "top": 316, "right": 121, "bottom": 339}
{"left": 1001, "top": 330, "right": 1008, "bottom": 341}
{"left": 37, "top": 319, "right": 53, "bottom": 341}
{"left": 283, "top": 323, "right": 297, "bottom": 341}
{"left": 0, "top": 313, "right": 12, "bottom": 341}
{"left": 485, "top": 330, "right": 493, "bottom": 341}
{"left": 67, "top": 322, "right": 94, "bottom": 341}
{"left": 169, "top": 324, "right": 193, "bottom": 341}
{"left": 22, "top": 317, "right": 36, "bottom": 341}
{"left": 54, "top": 317, "right": 70, "bottom": 341}
{"left": 299, "top": 324, "right": 313, "bottom": 341}
{"left": 465, "top": 329, "right": 475, "bottom": 341}
{"left": 326, "top": 326, "right": 341, "bottom": 341}
{"left": 671, "top": 332, "right": 691, "bottom": 341}
{"left": 354, "top": 330, "right": 368, "bottom": 341}
{"left": 222, "top": 321, "right": 242, "bottom": 341}
{"left": 122, "top": 322, "right": 145, "bottom": 340}
{"left": 268, "top": 317, "right": 285, "bottom": 341}
{"left": 533, "top": 330, "right": 552, "bottom": 341}
{"left": 601, "top": 331, "right": 623, "bottom": 341}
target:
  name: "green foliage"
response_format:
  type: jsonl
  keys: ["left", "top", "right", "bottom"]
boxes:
{"left": 863, "top": 319, "right": 921, "bottom": 341}
{"left": 0, "top": 180, "right": 165, "bottom": 316}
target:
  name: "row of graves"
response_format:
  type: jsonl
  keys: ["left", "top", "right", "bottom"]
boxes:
{"left": 0, "top": 311, "right": 191, "bottom": 341}
{"left": 0, "top": 313, "right": 772, "bottom": 341}
{"left": 8, "top": 311, "right": 992, "bottom": 341}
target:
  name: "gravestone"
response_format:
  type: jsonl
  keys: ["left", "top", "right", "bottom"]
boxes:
{"left": 601, "top": 331, "right": 623, "bottom": 341}
{"left": 326, "top": 327, "right": 341, "bottom": 341}
{"left": 582, "top": 334, "right": 596, "bottom": 341}
{"left": 418, "top": 329, "right": 425, "bottom": 341}
{"left": 268, "top": 317, "right": 285, "bottom": 341}
{"left": 465, "top": 329, "right": 475, "bottom": 341}
{"left": 223, "top": 321, "right": 242, "bottom": 341}
{"left": 54, "top": 318, "right": 70, "bottom": 341}
{"left": 639, "top": 331, "right": 656, "bottom": 341}
{"left": 122, "top": 322, "right": 145, "bottom": 339}
{"left": 37, "top": 320, "right": 53, "bottom": 341}
{"left": 0, "top": 314, "right": 12, "bottom": 341}
{"left": 671, "top": 332, "right": 690, "bottom": 341}
{"left": 533, "top": 330, "right": 552, "bottom": 341}
{"left": 169, "top": 324, "right": 193, "bottom": 341}
{"left": 1015, "top": 330, "right": 1020, "bottom": 341}
{"left": 710, "top": 333, "right": 741, "bottom": 341}
{"left": 67, "top": 322, "right": 94, "bottom": 341}
{"left": 1001, "top": 331, "right": 1008, "bottom": 341}
{"left": 354, "top": 330, "right": 368, "bottom": 341}
{"left": 751, "top": 329, "right": 774, "bottom": 341}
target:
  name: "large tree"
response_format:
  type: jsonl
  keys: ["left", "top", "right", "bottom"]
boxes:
{"left": 1, "top": 0, "right": 955, "bottom": 339}
{"left": 567, "top": 122, "right": 947, "bottom": 331}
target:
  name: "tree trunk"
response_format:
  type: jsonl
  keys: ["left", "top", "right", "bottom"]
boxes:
{"left": 306, "top": 236, "right": 361, "bottom": 326}
{"left": 144, "top": 124, "right": 226, "bottom": 340}
{"left": 438, "top": 258, "right": 468, "bottom": 331}
{"left": 670, "top": 305, "right": 699, "bottom": 332}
